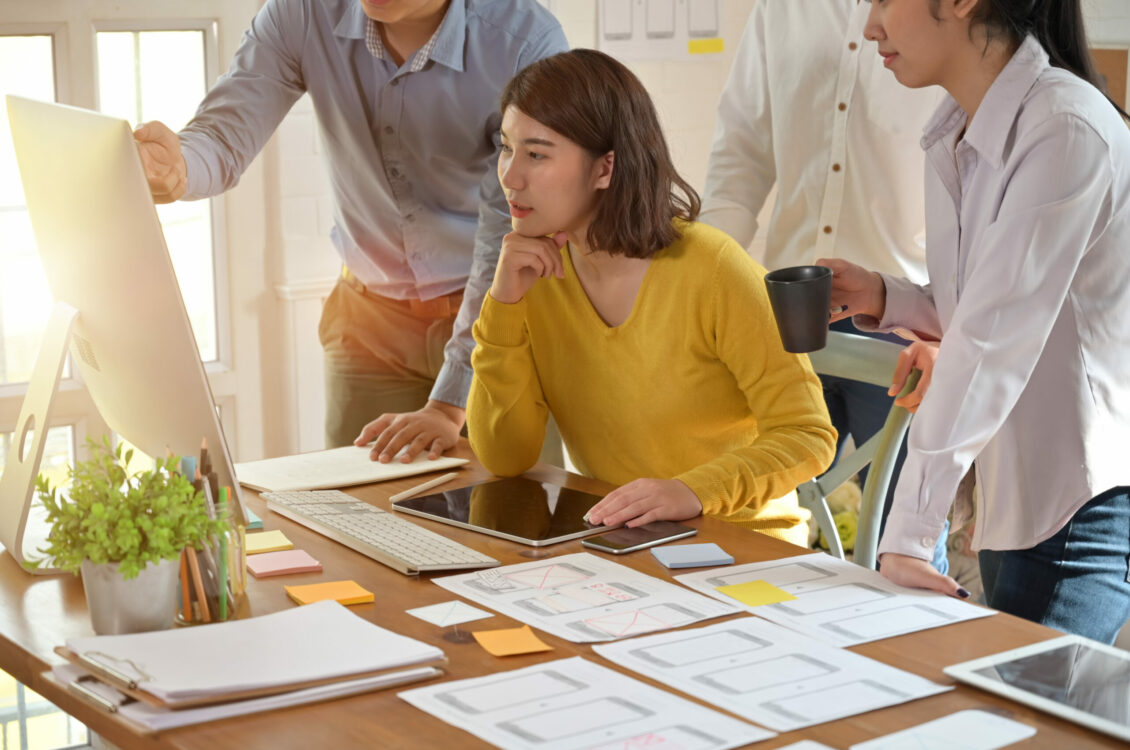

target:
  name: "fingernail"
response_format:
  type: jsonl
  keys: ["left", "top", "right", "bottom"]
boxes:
{"left": 957, "top": 587, "right": 970, "bottom": 599}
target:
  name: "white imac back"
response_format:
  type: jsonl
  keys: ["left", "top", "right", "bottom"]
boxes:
{"left": 2, "top": 95, "right": 245, "bottom": 562}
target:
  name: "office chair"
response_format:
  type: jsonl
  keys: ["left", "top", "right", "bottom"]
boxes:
{"left": 798, "top": 331, "right": 919, "bottom": 569}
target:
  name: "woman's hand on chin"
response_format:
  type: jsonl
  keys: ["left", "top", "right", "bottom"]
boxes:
{"left": 489, "top": 231, "right": 568, "bottom": 304}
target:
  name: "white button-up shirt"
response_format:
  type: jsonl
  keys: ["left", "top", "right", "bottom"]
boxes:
{"left": 700, "top": 0, "right": 940, "bottom": 280}
{"left": 864, "top": 37, "right": 1130, "bottom": 557}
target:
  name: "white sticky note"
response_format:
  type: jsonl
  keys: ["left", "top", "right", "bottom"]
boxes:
{"left": 407, "top": 600, "right": 494, "bottom": 627}
{"left": 851, "top": 710, "right": 1036, "bottom": 750}
{"left": 775, "top": 742, "right": 837, "bottom": 750}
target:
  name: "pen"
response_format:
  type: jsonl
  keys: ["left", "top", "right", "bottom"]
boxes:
{"left": 389, "top": 472, "right": 460, "bottom": 503}
{"left": 217, "top": 487, "right": 228, "bottom": 621}
{"left": 179, "top": 549, "right": 192, "bottom": 622}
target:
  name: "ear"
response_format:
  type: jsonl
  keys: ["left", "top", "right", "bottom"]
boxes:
{"left": 592, "top": 151, "right": 614, "bottom": 190}
{"left": 951, "top": 0, "right": 979, "bottom": 20}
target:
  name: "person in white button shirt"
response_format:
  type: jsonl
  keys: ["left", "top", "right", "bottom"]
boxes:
{"left": 700, "top": 0, "right": 948, "bottom": 572}
{"left": 823, "top": 0, "right": 1130, "bottom": 643}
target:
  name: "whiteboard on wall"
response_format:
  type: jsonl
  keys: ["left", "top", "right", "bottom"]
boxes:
{"left": 598, "top": 0, "right": 725, "bottom": 61}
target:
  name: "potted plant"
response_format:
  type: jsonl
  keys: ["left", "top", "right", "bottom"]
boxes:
{"left": 30, "top": 437, "right": 227, "bottom": 634}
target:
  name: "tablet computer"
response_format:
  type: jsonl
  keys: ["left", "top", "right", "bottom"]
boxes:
{"left": 944, "top": 634, "right": 1130, "bottom": 742}
{"left": 391, "top": 477, "right": 608, "bottom": 546}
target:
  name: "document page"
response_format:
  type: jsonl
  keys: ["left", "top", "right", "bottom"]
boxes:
{"left": 399, "top": 656, "right": 774, "bottom": 750}
{"left": 432, "top": 552, "right": 738, "bottom": 643}
{"left": 235, "top": 446, "right": 468, "bottom": 491}
{"left": 675, "top": 552, "right": 994, "bottom": 646}
{"left": 593, "top": 618, "right": 950, "bottom": 732}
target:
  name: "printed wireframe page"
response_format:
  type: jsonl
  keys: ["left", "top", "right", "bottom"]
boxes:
{"left": 675, "top": 552, "right": 994, "bottom": 646}
{"left": 593, "top": 618, "right": 950, "bottom": 732}
{"left": 432, "top": 552, "right": 738, "bottom": 642}
{"left": 399, "top": 656, "right": 774, "bottom": 750}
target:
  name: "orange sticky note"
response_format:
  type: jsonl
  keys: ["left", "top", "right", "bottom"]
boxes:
{"left": 716, "top": 579, "right": 797, "bottom": 607}
{"left": 245, "top": 529, "right": 294, "bottom": 555}
{"left": 472, "top": 625, "right": 553, "bottom": 657}
{"left": 285, "top": 580, "right": 374, "bottom": 606}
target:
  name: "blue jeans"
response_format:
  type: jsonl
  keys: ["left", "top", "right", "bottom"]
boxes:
{"left": 822, "top": 319, "right": 950, "bottom": 575}
{"left": 978, "top": 487, "right": 1130, "bottom": 644}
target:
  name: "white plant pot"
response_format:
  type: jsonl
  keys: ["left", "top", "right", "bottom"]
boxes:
{"left": 80, "top": 556, "right": 179, "bottom": 635}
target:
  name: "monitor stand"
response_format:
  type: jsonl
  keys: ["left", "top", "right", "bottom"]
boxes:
{"left": 0, "top": 301, "right": 78, "bottom": 574}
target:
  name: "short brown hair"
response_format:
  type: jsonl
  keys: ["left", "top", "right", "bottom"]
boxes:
{"left": 500, "top": 49, "right": 700, "bottom": 259}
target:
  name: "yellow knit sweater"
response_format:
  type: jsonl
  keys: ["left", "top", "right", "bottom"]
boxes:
{"left": 468, "top": 221, "right": 836, "bottom": 545}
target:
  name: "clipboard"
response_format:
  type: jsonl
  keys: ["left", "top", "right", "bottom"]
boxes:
{"left": 54, "top": 645, "right": 447, "bottom": 709}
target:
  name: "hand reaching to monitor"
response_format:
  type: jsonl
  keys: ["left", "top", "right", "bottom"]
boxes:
{"left": 890, "top": 341, "right": 939, "bottom": 413}
{"left": 584, "top": 478, "right": 703, "bottom": 528}
{"left": 489, "top": 231, "right": 568, "bottom": 304}
{"left": 134, "top": 121, "right": 187, "bottom": 203}
{"left": 355, "top": 400, "right": 464, "bottom": 463}
{"left": 815, "top": 257, "right": 886, "bottom": 324}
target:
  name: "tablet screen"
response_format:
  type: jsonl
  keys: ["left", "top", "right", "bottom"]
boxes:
{"left": 392, "top": 477, "right": 606, "bottom": 545}
{"left": 971, "top": 641, "right": 1130, "bottom": 726}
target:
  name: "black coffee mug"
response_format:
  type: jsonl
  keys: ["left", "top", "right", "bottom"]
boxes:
{"left": 764, "top": 265, "right": 833, "bottom": 353}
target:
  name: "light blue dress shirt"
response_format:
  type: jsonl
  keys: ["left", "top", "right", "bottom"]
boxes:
{"left": 860, "top": 37, "right": 1130, "bottom": 558}
{"left": 178, "top": 0, "right": 568, "bottom": 406}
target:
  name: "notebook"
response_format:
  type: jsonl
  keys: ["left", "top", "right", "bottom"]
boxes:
{"left": 235, "top": 446, "right": 468, "bottom": 492}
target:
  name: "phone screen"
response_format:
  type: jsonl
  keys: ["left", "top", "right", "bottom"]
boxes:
{"left": 582, "top": 521, "right": 697, "bottom": 554}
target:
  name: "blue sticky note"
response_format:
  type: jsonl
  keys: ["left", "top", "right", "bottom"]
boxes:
{"left": 651, "top": 543, "right": 734, "bottom": 569}
{"left": 245, "top": 508, "right": 263, "bottom": 530}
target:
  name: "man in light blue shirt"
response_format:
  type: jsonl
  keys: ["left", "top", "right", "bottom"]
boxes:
{"left": 135, "top": 0, "right": 567, "bottom": 458}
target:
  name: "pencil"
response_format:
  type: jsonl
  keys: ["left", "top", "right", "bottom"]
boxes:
{"left": 179, "top": 549, "right": 192, "bottom": 621}
{"left": 185, "top": 546, "right": 211, "bottom": 623}
{"left": 388, "top": 472, "right": 460, "bottom": 503}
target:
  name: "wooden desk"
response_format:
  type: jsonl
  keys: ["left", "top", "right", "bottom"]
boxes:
{"left": 0, "top": 446, "right": 1123, "bottom": 749}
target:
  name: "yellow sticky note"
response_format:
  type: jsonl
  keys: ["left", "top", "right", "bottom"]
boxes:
{"left": 716, "top": 579, "right": 797, "bottom": 607}
{"left": 472, "top": 625, "right": 553, "bottom": 657}
{"left": 245, "top": 529, "right": 294, "bottom": 555}
{"left": 688, "top": 38, "right": 724, "bottom": 55}
{"left": 285, "top": 580, "right": 374, "bottom": 606}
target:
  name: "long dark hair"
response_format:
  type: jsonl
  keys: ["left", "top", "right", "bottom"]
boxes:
{"left": 500, "top": 49, "right": 701, "bottom": 259}
{"left": 937, "top": 0, "right": 1129, "bottom": 119}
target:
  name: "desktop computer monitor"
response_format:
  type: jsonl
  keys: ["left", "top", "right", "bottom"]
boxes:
{"left": 0, "top": 96, "right": 246, "bottom": 569}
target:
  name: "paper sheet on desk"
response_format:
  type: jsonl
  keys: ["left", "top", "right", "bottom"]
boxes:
{"left": 432, "top": 552, "right": 739, "bottom": 643}
{"left": 399, "top": 656, "right": 774, "bottom": 750}
{"left": 675, "top": 551, "right": 994, "bottom": 646}
{"left": 593, "top": 618, "right": 950, "bottom": 732}
{"left": 234, "top": 446, "right": 468, "bottom": 492}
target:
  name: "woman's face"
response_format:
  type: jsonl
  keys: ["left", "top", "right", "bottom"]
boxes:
{"left": 864, "top": 0, "right": 962, "bottom": 89}
{"left": 497, "top": 106, "right": 612, "bottom": 239}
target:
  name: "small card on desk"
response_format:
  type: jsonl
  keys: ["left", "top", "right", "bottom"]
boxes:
{"left": 247, "top": 549, "right": 322, "bottom": 578}
{"left": 651, "top": 543, "right": 734, "bottom": 569}
{"left": 245, "top": 529, "right": 294, "bottom": 555}
{"left": 285, "top": 580, "right": 374, "bottom": 606}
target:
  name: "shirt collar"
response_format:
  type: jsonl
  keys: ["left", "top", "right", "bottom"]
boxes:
{"left": 920, "top": 35, "right": 1049, "bottom": 168}
{"left": 335, "top": 1, "right": 466, "bottom": 73}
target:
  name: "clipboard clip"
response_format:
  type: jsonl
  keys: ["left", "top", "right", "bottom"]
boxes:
{"left": 68, "top": 674, "right": 135, "bottom": 714}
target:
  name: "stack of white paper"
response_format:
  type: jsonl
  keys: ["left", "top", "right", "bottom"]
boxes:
{"left": 235, "top": 445, "right": 467, "bottom": 492}
{"left": 65, "top": 600, "right": 444, "bottom": 704}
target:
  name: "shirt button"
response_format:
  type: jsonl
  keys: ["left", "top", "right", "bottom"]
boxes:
{"left": 837, "top": 102, "right": 847, "bottom": 111}
{"left": 832, "top": 163, "right": 842, "bottom": 172}
{"left": 823, "top": 226, "right": 833, "bottom": 234}
{"left": 920, "top": 536, "right": 932, "bottom": 547}
{"left": 384, "top": 126, "right": 394, "bottom": 135}
{"left": 406, "top": 214, "right": 416, "bottom": 223}
{"left": 848, "top": 42, "right": 858, "bottom": 51}
{"left": 390, "top": 78, "right": 400, "bottom": 87}
{"left": 389, "top": 167, "right": 400, "bottom": 178}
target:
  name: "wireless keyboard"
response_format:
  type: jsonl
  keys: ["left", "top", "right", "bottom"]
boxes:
{"left": 262, "top": 489, "right": 499, "bottom": 575}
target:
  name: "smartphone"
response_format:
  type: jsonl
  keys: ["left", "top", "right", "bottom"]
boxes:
{"left": 581, "top": 521, "right": 697, "bottom": 555}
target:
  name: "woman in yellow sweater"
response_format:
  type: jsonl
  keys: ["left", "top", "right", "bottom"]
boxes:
{"left": 467, "top": 49, "right": 836, "bottom": 545}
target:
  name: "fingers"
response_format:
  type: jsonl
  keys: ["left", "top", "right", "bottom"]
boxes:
{"left": 889, "top": 348, "right": 916, "bottom": 396}
{"left": 355, "top": 414, "right": 394, "bottom": 448}
{"left": 879, "top": 553, "right": 970, "bottom": 599}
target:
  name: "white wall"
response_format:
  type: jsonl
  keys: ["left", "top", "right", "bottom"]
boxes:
{"left": 258, "top": 0, "right": 1130, "bottom": 456}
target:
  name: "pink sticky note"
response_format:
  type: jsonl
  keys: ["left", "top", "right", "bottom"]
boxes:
{"left": 246, "top": 549, "right": 323, "bottom": 578}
